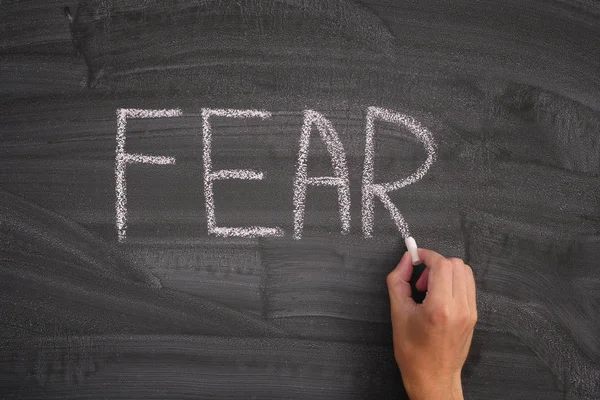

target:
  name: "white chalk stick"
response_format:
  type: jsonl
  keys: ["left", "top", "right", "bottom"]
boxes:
{"left": 405, "top": 236, "right": 421, "bottom": 265}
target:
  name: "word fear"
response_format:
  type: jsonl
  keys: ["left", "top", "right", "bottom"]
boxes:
{"left": 115, "top": 107, "right": 437, "bottom": 242}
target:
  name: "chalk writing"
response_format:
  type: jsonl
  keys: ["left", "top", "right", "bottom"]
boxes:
{"left": 202, "top": 108, "right": 285, "bottom": 238}
{"left": 361, "top": 107, "right": 436, "bottom": 238}
{"left": 115, "top": 107, "right": 436, "bottom": 241}
{"left": 115, "top": 108, "right": 182, "bottom": 243}
{"left": 293, "top": 110, "right": 351, "bottom": 239}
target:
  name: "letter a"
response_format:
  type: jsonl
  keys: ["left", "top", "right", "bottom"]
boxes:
{"left": 293, "top": 110, "right": 351, "bottom": 239}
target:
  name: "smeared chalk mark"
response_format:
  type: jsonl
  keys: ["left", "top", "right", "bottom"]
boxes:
{"left": 362, "top": 107, "right": 437, "bottom": 238}
{"left": 116, "top": 108, "right": 181, "bottom": 243}
{"left": 293, "top": 110, "right": 351, "bottom": 239}
{"left": 477, "top": 290, "right": 600, "bottom": 398}
{"left": 202, "top": 108, "right": 284, "bottom": 238}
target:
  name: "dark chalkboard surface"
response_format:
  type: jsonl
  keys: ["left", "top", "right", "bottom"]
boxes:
{"left": 1, "top": 1, "right": 599, "bottom": 398}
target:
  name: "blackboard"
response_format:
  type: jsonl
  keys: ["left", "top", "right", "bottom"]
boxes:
{"left": 1, "top": 1, "right": 599, "bottom": 398}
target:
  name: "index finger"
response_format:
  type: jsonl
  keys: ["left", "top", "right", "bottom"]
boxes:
{"left": 418, "top": 248, "right": 453, "bottom": 303}
{"left": 387, "top": 251, "right": 415, "bottom": 302}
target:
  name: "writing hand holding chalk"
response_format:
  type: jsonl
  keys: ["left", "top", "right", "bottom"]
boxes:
{"left": 387, "top": 249, "right": 477, "bottom": 400}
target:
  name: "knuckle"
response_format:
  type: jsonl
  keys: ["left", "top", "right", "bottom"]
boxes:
{"left": 428, "top": 304, "right": 451, "bottom": 324}
{"left": 439, "top": 259, "right": 453, "bottom": 270}
{"left": 448, "top": 257, "right": 464, "bottom": 268}
{"left": 467, "top": 265, "right": 477, "bottom": 284}
{"left": 386, "top": 270, "right": 397, "bottom": 286}
{"left": 465, "top": 264, "right": 474, "bottom": 276}
{"left": 457, "top": 310, "right": 470, "bottom": 326}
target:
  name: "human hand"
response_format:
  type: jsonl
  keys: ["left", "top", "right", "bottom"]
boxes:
{"left": 386, "top": 249, "right": 477, "bottom": 400}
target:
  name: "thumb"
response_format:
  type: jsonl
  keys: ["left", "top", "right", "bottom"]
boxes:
{"left": 387, "top": 252, "right": 417, "bottom": 309}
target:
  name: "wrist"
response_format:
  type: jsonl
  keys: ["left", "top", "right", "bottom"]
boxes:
{"left": 403, "top": 373, "right": 463, "bottom": 400}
